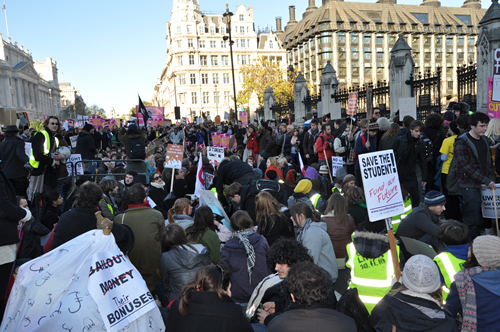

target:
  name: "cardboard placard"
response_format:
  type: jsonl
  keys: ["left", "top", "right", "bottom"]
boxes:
{"left": 240, "top": 112, "right": 248, "bottom": 125}
{"left": 358, "top": 150, "right": 405, "bottom": 221}
{"left": 66, "top": 154, "right": 84, "bottom": 176}
{"left": 165, "top": 144, "right": 184, "bottom": 169}
{"left": 207, "top": 147, "right": 224, "bottom": 167}
{"left": 215, "top": 116, "right": 221, "bottom": 126}
{"left": 331, "top": 102, "right": 342, "bottom": 120}
{"left": 487, "top": 77, "right": 500, "bottom": 119}
{"left": 398, "top": 97, "right": 417, "bottom": 120}
{"left": 211, "top": 132, "right": 222, "bottom": 147}
{"left": 220, "top": 133, "right": 231, "bottom": 149}
{"left": 69, "top": 136, "right": 78, "bottom": 149}
{"left": 24, "top": 142, "right": 31, "bottom": 158}
{"left": 347, "top": 92, "right": 358, "bottom": 116}
{"left": 481, "top": 184, "right": 500, "bottom": 218}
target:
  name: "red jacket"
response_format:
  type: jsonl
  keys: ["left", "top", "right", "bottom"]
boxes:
{"left": 246, "top": 132, "right": 259, "bottom": 154}
{"left": 316, "top": 133, "right": 335, "bottom": 161}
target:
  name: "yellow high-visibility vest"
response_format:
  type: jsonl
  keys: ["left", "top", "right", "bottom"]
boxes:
{"left": 309, "top": 193, "right": 321, "bottom": 209}
{"left": 392, "top": 197, "right": 412, "bottom": 233}
{"left": 346, "top": 241, "right": 400, "bottom": 314}
{"left": 29, "top": 130, "right": 59, "bottom": 169}
{"left": 433, "top": 252, "right": 465, "bottom": 302}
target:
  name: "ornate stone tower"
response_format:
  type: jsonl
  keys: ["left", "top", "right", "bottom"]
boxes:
{"left": 389, "top": 34, "right": 415, "bottom": 119}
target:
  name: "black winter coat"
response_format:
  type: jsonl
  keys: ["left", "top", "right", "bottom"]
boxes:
{"left": 0, "top": 136, "right": 29, "bottom": 179}
{"left": 0, "top": 170, "right": 28, "bottom": 246}
{"left": 149, "top": 185, "right": 168, "bottom": 206}
{"left": 167, "top": 291, "right": 253, "bottom": 332}
{"left": 51, "top": 207, "right": 98, "bottom": 249}
{"left": 392, "top": 133, "right": 428, "bottom": 182}
{"left": 76, "top": 130, "right": 97, "bottom": 160}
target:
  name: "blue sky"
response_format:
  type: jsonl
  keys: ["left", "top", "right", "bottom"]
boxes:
{"left": 6, "top": 0, "right": 488, "bottom": 117}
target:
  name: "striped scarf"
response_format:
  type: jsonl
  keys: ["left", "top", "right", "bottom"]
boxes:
{"left": 454, "top": 266, "right": 497, "bottom": 332}
{"left": 231, "top": 228, "right": 255, "bottom": 283}
{"left": 296, "top": 218, "right": 313, "bottom": 244}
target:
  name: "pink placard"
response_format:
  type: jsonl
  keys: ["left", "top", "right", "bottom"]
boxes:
{"left": 220, "top": 133, "right": 231, "bottom": 149}
{"left": 488, "top": 77, "right": 500, "bottom": 119}
{"left": 136, "top": 106, "right": 165, "bottom": 125}
{"left": 211, "top": 132, "right": 222, "bottom": 147}
{"left": 240, "top": 112, "right": 248, "bottom": 125}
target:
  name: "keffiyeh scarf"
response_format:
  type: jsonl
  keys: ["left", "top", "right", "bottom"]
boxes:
{"left": 231, "top": 228, "right": 255, "bottom": 283}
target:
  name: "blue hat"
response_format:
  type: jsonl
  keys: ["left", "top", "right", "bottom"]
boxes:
{"left": 128, "top": 124, "right": 137, "bottom": 131}
{"left": 424, "top": 190, "right": 446, "bottom": 206}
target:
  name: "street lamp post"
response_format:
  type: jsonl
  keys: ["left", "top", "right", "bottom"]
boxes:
{"left": 223, "top": 4, "right": 238, "bottom": 121}
{"left": 215, "top": 84, "right": 218, "bottom": 116}
{"left": 172, "top": 73, "right": 178, "bottom": 107}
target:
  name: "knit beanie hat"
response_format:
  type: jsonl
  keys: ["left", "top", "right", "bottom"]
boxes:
{"left": 128, "top": 123, "right": 138, "bottom": 131}
{"left": 449, "top": 121, "right": 460, "bottom": 136}
{"left": 473, "top": 235, "right": 500, "bottom": 268}
{"left": 319, "top": 165, "right": 329, "bottom": 175}
{"left": 259, "top": 151, "right": 267, "bottom": 159}
{"left": 335, "top": 167, "right": 347, "bottom": 180}
{"left": 343, "top": 174, "right": 356, "bottom": 185}
{"left": 267, "top": 170, "right": 278, "bottom": 181}
{"left": 294, "top": 179, "right": 312, "bottom": 194}
{"left": 402, "top": 254, "right": 441, "bottom": 294}
{"left": 424, "top": 190, "right": 446, "bottom": 206}
{"left": 310, "top": 163, "right": 320, "bottom": 172}
{"left": 83, "top": 123, "right": 94, "bottom": 132}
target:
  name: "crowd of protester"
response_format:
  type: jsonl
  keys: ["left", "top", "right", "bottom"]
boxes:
{"left": 1, "top": 100, "right": 500, "bottom": 331}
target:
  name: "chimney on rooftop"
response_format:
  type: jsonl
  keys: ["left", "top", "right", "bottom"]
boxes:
{"left": 276, "top": 17, "right": 283, "bottom": 32}
{"left": 289, "top": 6, "right": 297, "bottom": 23}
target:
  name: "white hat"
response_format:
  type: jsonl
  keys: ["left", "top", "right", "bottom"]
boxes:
{"left": 402, "top": 255, "right": 441, "bottom": 294}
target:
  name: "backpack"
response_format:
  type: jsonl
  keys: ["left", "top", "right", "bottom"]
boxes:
{"left": 337, "top": 135, "right": 349, "bottom": 158}
{"left": 312, "top": 131, "right": 322, "bottom": 154}
{"left": 336, "top": 288, "right": 375, "bottom": 332}
{"left": 128, "top": 137, "right": 146, "bottom": 160}
{"left": 246, "top": 179, "right": 287, "bottom": 206}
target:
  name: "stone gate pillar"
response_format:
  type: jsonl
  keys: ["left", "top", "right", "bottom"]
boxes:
{"left": 320, "top": 61, "right": 339, "bottom": 119}
{"left": 263, "top": 85, "right": 275, "bottom": 120}
{"left": 389, "top": 34, "right": 415, "bottom": 119}
{"left": 294, "top": 73, "right": 309, "bottom": 124}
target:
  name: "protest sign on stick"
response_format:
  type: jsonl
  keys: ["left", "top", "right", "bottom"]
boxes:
{"left": 331, "top": 156, "right": 343, "bottom": 177}
{"left": 165, "top": 144, "right": 184, "bottom": 170}
{"left": 207, "top": 146, "right": 224, "bottom": 167}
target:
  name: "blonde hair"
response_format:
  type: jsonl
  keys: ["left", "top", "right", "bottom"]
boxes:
{"left": 485, "top": 118, "right": 500, "bottom": 138}
{"left": 267, "top": 157, "right": 278, "bottom": 168}
{"left": 167, "top": 198, "right": 191, "bottom": 224}
{"left": 277, "top": 157, "right": 287, "bottom": 168}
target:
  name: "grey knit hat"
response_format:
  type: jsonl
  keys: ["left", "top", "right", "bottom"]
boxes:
{"left": 473, "top": 235, "right": 500, "bottom": 268}
{"left": 402, "top": 255, "right": 441, "bottom": 294}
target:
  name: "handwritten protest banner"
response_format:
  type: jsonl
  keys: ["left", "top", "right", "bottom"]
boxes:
{"left": 481, "top": 184, "right": 500, "bottom": 218}
{"left": 207, "top": 146, "right": 224, "bottom": 167}
{"left": 66, "top": 154, "right": 84, "bottom": 176}
{"left": 347, "top": 92, "right": 358, "bottom": 116}
{"left": 358, "top": 150, "right": 405, "bottom": 221}
{"left": 331, "top": 156, "right": 343, "bottom": 177}
{"left": 165, "top": 144, "right": 184, "bottom": 169}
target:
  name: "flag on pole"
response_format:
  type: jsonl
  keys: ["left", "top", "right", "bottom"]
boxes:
{"left": 138, "top": 95, "right": 149, "bottom": 127}
{"left": 194, "top": 153, "right": 205, "bottom": 199}
{"left": 298, "top": 153, "right": 306, "bottom": 176}
{"left": 2, "top": 4, "right": 5, "bottom": 13}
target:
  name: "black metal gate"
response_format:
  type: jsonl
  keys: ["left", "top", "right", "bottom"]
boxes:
{"left": 405, "top": 68, "right": 441, "bottom": 120}
{"left": 457, "top": 63, "right": 477, "bottom": 113}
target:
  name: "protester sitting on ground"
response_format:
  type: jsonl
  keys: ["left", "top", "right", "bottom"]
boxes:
{"left": 167, "top": 198, "right": 194, "bottom": 228}
{"left": 114, "top": 183, "right": 165, "bottom": 292}
{"left": 158, "top": 223, "right": 210, "bottom": 306}
{"left": 446, "top": 235, "right": 500, "bottom": 331}
{"left": 397, "top": 190, "right": 445, "bottom": 251}
{"left": 433, "top": 220, "right": 469, "bottom": 302}
{"left": 287, "top": 179, "right": 314, "bottom": 209}
{"left": 166, "top": 264, "right": 253, "bottom": 332}
{"left": 186, "top": 205, "right": 221, "bottom": 264}
{"left": 255, "top": 191, "right": 294, "bottom": 247}
{"left": 163, "top": 179, "right": 191, "bottom": 211}
{"left": 346, "top": 220, "right": 402, "bottom": 314}
{"left": 322, "top": 194, "right": 355, "bottom": 259}
{"left": 98, "top": 179, "right": 118, "bottom": 221}
{"left": 265, "top": 157, "right": 284, "bottom": 181}
{"left": 148, "top": 172, "right": 168, "bottom": 205}
{"left": 345, "top": 186, "right": 368, "bottom": 226}
{"left": 290, "top": 202, "right": 338, "bottom": 281}
{"left": 370, "top": 255, "right": 457, "bottom": 331}
{"left": 39, "top": 189, "right": 63, "bottom": 232}
{"left": 309, "top": 178, "right": 327, "bottom": 214}
{"left": 220, "top": 211, "right": 270, "bottom": 304}
{"left": 268, "top": 261, "right": 357, "bottom": 332}
{"left": 283, "top": 169, "right": 298, "bottom": 197}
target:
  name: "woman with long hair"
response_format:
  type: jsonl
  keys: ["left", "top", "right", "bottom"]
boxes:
{"left": 186, "top": 206, "right": 221, "bottom": 264}
{"left": 322, "top": 194, "right": 355, "bottom": 259}
{"left": 345, "top": 186, "right": 368, "bottom": 226}
{"left": 158, "top": 223, "right": 210, "bottom": 304}
{"left": 167, "top": 198, "right": 194, "bottom": 228}
{"left": 265, "top": 157, "right": 284, "bottom": 181}
{"left": 243, "top": 125, "right": 259, "bottom": 164}
{"left": 290, "top": 202, "right": 338, "bottom": 281}
{"left": 289, "top": 128, "right": 301, "bottom": 166}
{"left": 378, "top": 123, "right": 401, "bottom": 151}
{"left": 166, "top": 265, "right": 253, "bottom": 332}
{"left": 370, "top": 255, "right": 457, "bottom": 331}
{"left": 99, "top": 179, "right": 118, "bottom": 221}
{"left": 39, "top": 189, "right": 63, "bottom": 233}
{"left": 255, "top": 191, "right": 294, "bottom": 246}
{"left": 220, "top": 211, "right": 270, "bottom": 304}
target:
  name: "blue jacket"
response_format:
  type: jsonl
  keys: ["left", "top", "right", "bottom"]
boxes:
{"left": 446, "top": 269, "right": 500, "bottom": 331}
{"left": 195, "top": 131, "right": 206, "bottom": 144}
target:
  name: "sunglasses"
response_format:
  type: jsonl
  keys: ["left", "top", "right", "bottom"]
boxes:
{"left": 153, "top": 177, "right": 161, "bottom": 181}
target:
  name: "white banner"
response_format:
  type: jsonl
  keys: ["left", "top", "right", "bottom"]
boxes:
{"left": 331, "top": 102, "right": 342, "bottom": 120}
{"left": 331, "top": 156, "right": 343, "bottom": 177}
{"left": 207, "top": 146, "right": 224, "bottom": 167}
{"left": 69, "top": 135, "right": 78, "bottom": 149}
{"left": 24, "top": 142, "right": 32, "bottom": 158}
{"left": 359, "top": 150, "right": 405, "bottom": 221}
{"left": 87, "top": 248, "right": 156, "bottom": 332}
{"left": 398, "top": 97, "right": 417, "bottom": 120}
{"left": 481, "top": 184, "right": 500, "bottom": 218}
{"left": 66, "top": 154, "right": 84, "bottom": 176}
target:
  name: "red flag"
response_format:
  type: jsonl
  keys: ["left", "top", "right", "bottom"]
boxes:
{"left": 298, "top": 153, "right": 306, "bottom": 176}
{"left": 194, "top": 153, "right": 205, "bottom": 198}
{"left": 2, "top": 5, "right": 5, "bottom": 13}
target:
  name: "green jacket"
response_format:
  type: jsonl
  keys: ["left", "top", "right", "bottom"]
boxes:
{"left": 188, "top": 229, "right": 221, "bottom": 264}
{"left": 115, "top": 206, "right": 165, "bottom": 292}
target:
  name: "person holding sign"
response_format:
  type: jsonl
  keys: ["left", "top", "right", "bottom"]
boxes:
{"left": 454, "top": 112, "right": 496, "bottom": 239}
{"left": 392, "top": 120, "right": 428, "bottom": 207}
